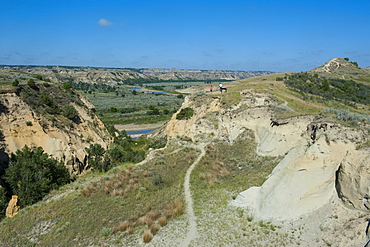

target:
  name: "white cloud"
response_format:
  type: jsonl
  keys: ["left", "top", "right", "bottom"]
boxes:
{"left": 98, "top": 19, "right": 113, "bottom": 26}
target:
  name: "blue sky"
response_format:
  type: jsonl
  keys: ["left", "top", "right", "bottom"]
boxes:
{"left": 0, "top": 0, "right": 369, "bottom": 72}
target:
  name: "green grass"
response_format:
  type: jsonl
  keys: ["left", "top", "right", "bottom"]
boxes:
{"left": 84, "top": 90, "right": 184, "bottom": 125}
{"left": 191, "top": 130, "right": 281, "bottom": 204}
{"left": 356, "top": 139, "right": 370, "bottom": 150}
{"left": 0, "top": 141, "right": 199, "bottom": 246}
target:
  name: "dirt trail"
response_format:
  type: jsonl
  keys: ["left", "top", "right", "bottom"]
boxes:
{"left": 180, "top": 143, "right": 207, "bottom": 247}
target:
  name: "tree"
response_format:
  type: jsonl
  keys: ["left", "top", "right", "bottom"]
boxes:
{"left": 27, "top": 79, "right": 36, "bottom": 89}
{"left": 34, "top": 74, "right": 43, "bottom": 80}
{"left": 85, "top": 144, "right": 107, "bottom": 172}
{"left": 40, "top": 92, "right": 53, "bottom": 106}
{"left": 62, "top": 105, "right": 79, "bottom": 122}
{"left": 63, "top": 83, "right": 72, "bottom": 92}
{"left": 4, "top": 146, "right": 70, "bottom": 206}
{"left": 351, "top": 61, "right": 359, "bottom": 67}
{"left": 0, "top": 186, "right": 8, "bottom": 218}
{"left": 109, "top": 107, "right": 118, "bottom": 112}
{"left": 12, "top": 79, "right": 19, "bottom": 87}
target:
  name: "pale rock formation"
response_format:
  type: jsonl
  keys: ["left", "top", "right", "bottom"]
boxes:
{"left": 162, "top": 89, "right": 369, "bottom": 222}
{"left": 5, "top": 195, "right": 20, "bottom": 217}
{"left": 335, "top": 150, "right": 370, "bottom": 211}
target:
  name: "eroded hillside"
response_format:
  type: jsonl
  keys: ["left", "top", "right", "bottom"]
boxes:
{"left": 0, "top": 65, "right": 274, "bottom": 85}
{"left": 0, "top": 76, "right": 112, "bottom": 175}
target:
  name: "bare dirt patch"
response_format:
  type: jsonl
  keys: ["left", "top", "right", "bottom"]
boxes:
{"left": 115, "top": 122, "right": 166, "bottom": 132}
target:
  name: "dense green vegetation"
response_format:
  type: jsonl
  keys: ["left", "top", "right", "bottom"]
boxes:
{"left": 13, "top": 80, "right": 88, "bottom": 129}
{"left": 176, "top": 107, "right": 194, "bottom": 120}
{"left": 0, "top": 186, "right": 7, "bottom": 217}
{"left": 73, "top": 82, "right": 185, "bottom": 125}
{"left": 3, "top": 146, "right": 70, "bottom": 207}
{"left": 84, "top": 127, "right": 167, "bottom": 173}
{"left": 283, "top": 72, "right": 370, "bottom": 107}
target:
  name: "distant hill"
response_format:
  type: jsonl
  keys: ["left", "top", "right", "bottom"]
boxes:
{"left": 0, "top": 65, "right": 274, "bottom": 85}
{"left": 308, "top": 58, "right": 370, "bottom": 80}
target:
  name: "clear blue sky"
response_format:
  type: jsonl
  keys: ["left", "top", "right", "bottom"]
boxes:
{"left": 1, "top": 0, "right": 369, "bottom": 72}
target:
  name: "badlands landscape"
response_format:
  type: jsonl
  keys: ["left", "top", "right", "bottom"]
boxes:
{"left": 0, "top": 58, "right": 370, "bottom": 246}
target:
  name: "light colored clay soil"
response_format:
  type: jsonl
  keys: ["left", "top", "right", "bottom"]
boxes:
{"left": 114, "top": 122, "right": 166, "bottom": 132}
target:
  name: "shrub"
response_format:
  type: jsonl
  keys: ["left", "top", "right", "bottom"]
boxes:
{"left": 12, "top": 79, "right": 19, "bottom": 87}
{"left": 100, "top": 227, "right": 112, "bottom": 237}
{"left": 176, "top": 107, "right": 194, "bottom": 120}
{"left": 34, "top": 74, "right": 43, "bottom": 80}
{"left": 157, "top": 216, "right": 167, "bottom": 226}
{"left": 62, "top": 105, "right": 79, "bottom": 122}
{"left": 0, "top": 186, "right": 8, "bottom": 218}
{"left": 142, "top": 230, "right": 153, "bottom": 243}
{"left": 27, "top": 79, "right": 36, "bottom": 89}
{"left": 85, "top": 144, "right": 108, "bottom": 172}
{"left": 4, "top": 146, "right": 70, "bottom": 206}
{"left": 40, "top": 92, "right": 54, "bottom": 106}
{"left": 323, "top": 108, "right": 370, "bottom": 122}
{"left": 118, "top": 222, "right": 129, "bottom": 232}
{"left": 150, "top": 224, "right": 159, "bottom": 235}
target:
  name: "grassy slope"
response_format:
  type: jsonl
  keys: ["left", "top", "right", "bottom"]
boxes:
{"left": 0, "top": 141, "right": 199, "bottom": 246}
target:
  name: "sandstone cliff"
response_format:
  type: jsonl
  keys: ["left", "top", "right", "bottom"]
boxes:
{"left": 0, "top": 86, "right": 112, "bottom": 175}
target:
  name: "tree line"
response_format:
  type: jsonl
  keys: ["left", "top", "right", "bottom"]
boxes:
{"left": 283, "top": 72, "right": 370, "bottom": 107}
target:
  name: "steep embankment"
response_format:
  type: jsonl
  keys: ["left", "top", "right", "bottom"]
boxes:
{"left": 0, "top": 84, "right": 111, "bottom": 174}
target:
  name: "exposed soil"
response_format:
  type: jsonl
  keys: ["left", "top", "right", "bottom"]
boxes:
{"left": 114, "top": 122, "right": 166, "bottom": 132}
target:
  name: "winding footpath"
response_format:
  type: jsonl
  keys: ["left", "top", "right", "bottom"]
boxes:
{"left": 180, "top": 143, "right": 207, "bottom": 247}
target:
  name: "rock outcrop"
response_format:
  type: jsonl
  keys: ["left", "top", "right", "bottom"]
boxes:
{"left": 335, "top": 151, "right": 370, "bottom": 211}
{"left": 159, "top": 88, "right": 369, "bottom": 221}
{"left": 5, "top": 195, "right": 20, "bottom": 217}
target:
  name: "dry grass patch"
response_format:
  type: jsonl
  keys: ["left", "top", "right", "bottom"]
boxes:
{"left": 147, "top": 210, "right": 160, "bottom": 220}
{"left": 157, "top": 216, "right": 167, "bottom": 227}
{"left": 150, "top": 224, "right": 160, "bottom": 235}
{"left": 142, "top": 230, "right": 153, "bottom": 243}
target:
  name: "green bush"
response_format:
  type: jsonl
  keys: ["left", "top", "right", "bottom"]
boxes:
{"left": 4, "top": 146, "right": 70, "bottom": 206}
{"left": 176, "top": 107, "right": 194, "bottom": 120}
{"left": 0, "top": 186, "right": 8, "bottom": 218}
{"left": 85, "top": 144, "right": 108, "bottom": 172}
{"left": 12, "top": 79, "right": 19, "bottom": 87}
{"left": 284, "top": 72, "right": 370, "bottom": 106}
{"left": 40, "top": 92, "right": 53, "bottom": 106}
{"left": 33, "top": 74, "right": 43, "bottom": 80}
{"left": 27, "top": 79, "right": 36, "bottom": 89}
{"left": 62, "top": 105, "right": 79, "bottom": 122}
